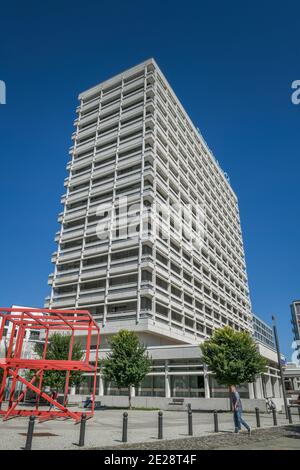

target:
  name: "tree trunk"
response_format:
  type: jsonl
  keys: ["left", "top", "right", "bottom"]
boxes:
{"left": 128, "top": 385, "right": 132, "bottom": 410}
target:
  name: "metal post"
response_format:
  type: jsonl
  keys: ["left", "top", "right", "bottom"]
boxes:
{"left": 24, "top": 416, "right": 35, "bottom": 450}
{"left": 158, "top": 411, "right": 163, "bottom": 439}
{"left": 78, "top": 413, "right": 87, "bottom": 447}
{"left": 188, "top": 408, "right": 193, "bottom": 436}
{"left": 272, "top": 407, "right": 277, "bottom": 426}
{"left": 287, "top": 406, "right": 293, "bottom": 424}
{"left": 213, "top": 410, "right": 219, "bottom": 432}
{"left": 255, "top": 407, "right": 261, "bottom": 428}
{"left": 272, "top": 316, "right": 289, "bottom": 419}
{"left": 122, "top": 412, "right": 128, "bottom": 442}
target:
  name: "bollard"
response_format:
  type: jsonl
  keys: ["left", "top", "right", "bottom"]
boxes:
{"left": 255, "top": 407, "right": 261, "bottom": 428}
{"left": 213, "top": 410, "right": 219, "bottom": 433}
{"left": 122, "top": 412, "right": 128, "bottom": 443}
{"left": 287, "top": 406, "right": 293, "bottom": 424}
{"left": 188, "top": 408, "right": 193, "bottom": 436}
{"left": 24, "top": 416, "right": 36, "bottom": 450}
{"left": 158, "top": 411, "right": 163, "bottom": 439}
{"left": 272, "top": 407, "right": 277, "bottom": 426}
{"left": 78, "top": 413, "right": 87, "bottom": 447}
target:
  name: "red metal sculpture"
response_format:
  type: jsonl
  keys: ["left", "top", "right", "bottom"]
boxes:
{"left": 0, "top": 307, "right": 100, "bottom": 422}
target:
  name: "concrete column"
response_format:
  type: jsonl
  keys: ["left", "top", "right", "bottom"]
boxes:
{"left": 204, "top": 365, "right": 210, "bottom": 399}
{"left": 293, "top": 377, "right": 298, "bottom": 391}
{"left": 273, "top": 377, "right": 280, "bottom": 398}
{"left": 165, "top": 360, "right": 171, "bottom": 398}
{"left": 265, "top": 375, "right": 273, "bottom": 397}
{"left": 248, "top": 382, "right": 255, "bottom": 399}
{"left": 98, "top": 375, "right": 104, "bottom": 396}
{"left": 255, "top": 376, "right": 264, "bottom": 398}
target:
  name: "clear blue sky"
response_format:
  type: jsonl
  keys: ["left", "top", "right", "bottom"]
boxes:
{"left": 0, "top": 1, "right": 299, "bottom": 359}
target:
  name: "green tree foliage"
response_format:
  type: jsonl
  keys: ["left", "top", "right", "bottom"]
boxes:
{"left": 102, "top": 330, "right": 152, "bottom": 408}
{"left": 200, "top": 326, "right": 267, "bottom": 386}
{"left": 32, "top": 333, "right": 85, "bottom": 392}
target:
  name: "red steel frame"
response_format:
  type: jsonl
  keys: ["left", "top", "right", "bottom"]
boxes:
{"left": 0, "top": 307, "right": 100, "bottom": 422}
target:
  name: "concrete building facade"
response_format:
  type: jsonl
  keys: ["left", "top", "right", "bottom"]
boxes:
{"left": 291, "top": 301, "right": 300, "bottom": 359}
{"left": 45, "top": 59, "right": 283, "bottom": 406}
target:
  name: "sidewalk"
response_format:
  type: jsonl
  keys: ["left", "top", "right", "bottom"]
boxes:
{"left": 0, "top": 409, "right": 297, "bottom": 450}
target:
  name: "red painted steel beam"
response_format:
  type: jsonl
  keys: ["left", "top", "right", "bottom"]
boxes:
{"left": 4, "top": 370, "right": 42, "bottom": 420}
{"left": 0, "top": 307, "right": 100, "bottom": 422}
{"left": 4, "top": 369, "right": 80, "bottom": 421}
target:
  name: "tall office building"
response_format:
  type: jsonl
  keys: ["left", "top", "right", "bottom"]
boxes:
{"left": 252, "top": 314, "right": 276, "bottom": 350}
{"left": 45, "top": 58, "right": 253, "bottom": 350}
{"left": 291, "top": 301, "right": 300, "bottom": 343}
{"left": 291, "top": 301, "right": 300, "bottom": 365}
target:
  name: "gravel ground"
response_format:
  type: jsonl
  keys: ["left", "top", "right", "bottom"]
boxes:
{"left": 93, "top": 425, "right": 300, "bottom": 450}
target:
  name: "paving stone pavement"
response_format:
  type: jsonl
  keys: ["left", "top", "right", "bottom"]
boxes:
{"left": 96, "top": 425, "right": 300, "bottom": 450}
{"left": 0, "top": 409, "right": 299, "bottom": 450}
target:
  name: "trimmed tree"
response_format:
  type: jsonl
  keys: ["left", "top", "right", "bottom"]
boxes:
{"left": 102, "top": 329, "right": 152, "bottom": 409}
{"left": 200, "top": 326, "right": 267, "bottom": 391}
{"left": 32, "top": 332, "right": 85, "bottom": 392}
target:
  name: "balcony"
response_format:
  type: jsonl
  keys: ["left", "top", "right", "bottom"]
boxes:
{"left": 80, "top": 267, "right": 107, "bottom": 280}
{"left": 58, "top": 248, "right": 82, "bottom": 262}
{"left": 55, "top": 273, "right": 79, "bottom": 285}
{"left": 61, "top": 228, "right": 84, "bottom": 242}
{"left": 110, "top": 261, "right": 138, "bottom": 275}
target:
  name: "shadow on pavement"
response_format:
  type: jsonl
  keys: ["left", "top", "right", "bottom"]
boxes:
{"left": 283, "top": 425, "right": 300, "bottom": 439}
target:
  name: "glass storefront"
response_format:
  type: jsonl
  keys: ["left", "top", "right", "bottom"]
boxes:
{"left": 78, "top": 375, "right": 99, "bottom": 395}
{"left": 137, "top": 375, "right": 165, "bottom": 397}
{"left": 209, "top": 377, "right": 249, "bottom": 398}
{"left": 170, "top": 375, "right": 205, "bottom": 397}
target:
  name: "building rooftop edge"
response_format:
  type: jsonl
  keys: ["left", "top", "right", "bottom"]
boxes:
{"left": 77, "top": 58, "right": 238, "bottom": 200}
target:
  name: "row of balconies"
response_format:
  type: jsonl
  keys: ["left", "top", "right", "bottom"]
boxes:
{"left": 62, "top": 165, "right": 242, "bottom": 261}
{"left": 76, "top": 73, "right": 236, "bottom": 215}
{"left": 153, "top": 80, "right": 237, "bottom": 203}
{"left": 154, "top": 237, "right": 249, "bottom": 304}
{"left": 150, "top": 212, "right": 246, "bottom": 289}
{"left": 78, "top": 68, "right": 151, "bottom": 115}
{"left": 152, "top": 107, "right": 238, "bottom": 211}
{"left": 153, "top": 139, "right": 241, "bottom": 240}
{"left": 68, "top": 130, "right": 241, "bottom": 252}
{"left": 48, "top": 246, "right": 248, "bottom": 316}
{"left": 50, "top": 250, "right": 248, "bottom": 311}
{"left": 47, "top": 279, "right": 250, "bottom": 329}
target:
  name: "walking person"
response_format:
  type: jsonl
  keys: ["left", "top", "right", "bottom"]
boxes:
{"left": 230, "top": 385, "right": 251, "bottom": 434}
{"left": 49, "top": 389, "right": 58, "bottom": 411}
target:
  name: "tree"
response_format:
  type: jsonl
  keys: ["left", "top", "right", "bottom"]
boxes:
{"left": 102, "top": 330, "right": 152, "bottom": 409}
{"left": 200, "top": 326, "right": 267, "bottom": 388}
{"left": 32, "top": 333, "right": 85, "bottom": 392}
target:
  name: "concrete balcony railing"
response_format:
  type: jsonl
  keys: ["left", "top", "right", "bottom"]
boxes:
{"left": 58, "top": 248, "right": 82, "bottom": 262}
{"left": 51, "top": 296, "right": 77, "bottom": 308}
{"left": 77, "top": 293, "right": 104, "bottom": 305}
{"left": 61, "top": 228, "right": 84, "bottom": 242}
{"left": 54, "top": 273, "right": 79, "bottom": 285}
{"left": 64, "top": 208, "right": 87, "bottom": 222}
{"left": 77, "top": 109, "right": 99, "bottom": 127}
{"left": 80, "top": 267, "right": 107, "bottom": 281}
